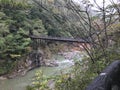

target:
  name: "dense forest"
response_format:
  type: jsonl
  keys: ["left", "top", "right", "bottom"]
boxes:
{"left": 0, "top": 0, "right": 120, "bottom": 90}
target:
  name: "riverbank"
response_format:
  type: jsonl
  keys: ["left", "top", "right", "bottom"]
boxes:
{"left": 0, "top": 48, "right": 86, "bottom": 90}
{"left": 0, "top": 43, "right": 88, "bottom": 79}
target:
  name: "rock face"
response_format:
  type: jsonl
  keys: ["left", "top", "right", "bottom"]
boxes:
{"left": 1, "top": 49, "right": 59, "bottom": 79}
{"left": 2, "top": 50, "right": 45, "bottom": 79}
{"left": 2, "top": 44, "right": 85, "bottom": 79}
{"left": 28, "top": 50, "right": 45, "bottom": 68}
{"left": 0, "top": 76, "right": 7, "bottom": 80}
{"left": 44, "top": 60, "right": 58, "bottom": 67}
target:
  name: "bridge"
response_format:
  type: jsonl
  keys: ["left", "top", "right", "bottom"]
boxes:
{"left": 30, "top": 35, "right": 90, "bottom": 43}
{"left": 30, "top": 35, "right": 91, "bottom": 50}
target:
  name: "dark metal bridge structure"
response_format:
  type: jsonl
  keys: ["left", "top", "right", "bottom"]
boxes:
{"left": 30, "top": 35, "right": 90, "bottom": 50}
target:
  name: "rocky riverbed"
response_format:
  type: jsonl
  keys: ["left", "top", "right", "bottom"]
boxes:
{"left": 0, "top": 43, "right": 88, "bottom": 79}
{"left": 0, "top": 47, "right": 87, "bottom": 90}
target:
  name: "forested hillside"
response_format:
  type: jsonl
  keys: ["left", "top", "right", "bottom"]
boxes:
{"left": 0, "top": 0, "right": 89, "bottom": 75}
{"left": 0, "top": 0, "right": 48, "bottom": 75}
{"left": 0, "top": 0, "right": 120, "bottom": 90}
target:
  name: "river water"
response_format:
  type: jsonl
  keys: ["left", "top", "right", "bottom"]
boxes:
{"left": 0, "top": 51, "right": 85, "bottom": 90}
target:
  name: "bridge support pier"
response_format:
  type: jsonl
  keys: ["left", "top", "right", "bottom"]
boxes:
{"left": 28, "top": 50, "right": 45, "bottom": 68}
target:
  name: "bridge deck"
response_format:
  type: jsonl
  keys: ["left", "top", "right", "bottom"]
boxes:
{"left": 30, "top": 35, "right": 90, "bottom": 43}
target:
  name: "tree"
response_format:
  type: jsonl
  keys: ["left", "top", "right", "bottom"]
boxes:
{"left": 0, "top": 0, "right": 32, "bottom": 74}
{"left": 30, "top": 0, "right": 120, "bottom": 90}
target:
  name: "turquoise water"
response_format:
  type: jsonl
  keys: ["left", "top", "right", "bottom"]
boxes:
{"left": 0, "top": 59, "right": 74, "bottom": 90}
{"left": 0, "top": 52, "right": 84, "bottom": 90}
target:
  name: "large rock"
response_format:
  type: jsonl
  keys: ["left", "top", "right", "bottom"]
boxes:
{"left": 44, "top": 59, "right": 58, "bottom": 67}
{"left": 28, "top": 50, "right": 45, "bottom": 67}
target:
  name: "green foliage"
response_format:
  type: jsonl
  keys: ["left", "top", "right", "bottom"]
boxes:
{"left": 32, "top": 19, "right": 47, "bottom": 36}
{"left": 29, "top": 2, "right": 83, "bottom": 38}
{"left": 0, "top": 1, "right": 120, "bottom": 90}
{"left": 27, "top": 70, "right": 50, "bottom": 90}
{"left": 0, "top": 0, "right": 50, "bottom": 75}
{"left": 27, "top": 1, "right": 120, "bottom": 90}
{"left": 29, "top": 47, "right": 120, "bottom": 90}
{"left": 53, "top": 60, "right": 90, "bottom": 90}
{"left": 0, "top": 0, "right": 29, "bottom": 10}
{"left": 54, "top": 58, "right": 119, "bottom": 90}
{"left": 28, "top": 59, "right": 96, "bottom": 90}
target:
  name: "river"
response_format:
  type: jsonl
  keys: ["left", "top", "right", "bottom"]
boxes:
{"left": 0, "top": 51, "right": 85, "bottom": 90}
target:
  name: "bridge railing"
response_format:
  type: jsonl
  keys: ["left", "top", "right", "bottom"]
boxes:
{"left": 30, "top": 35, "right": 91, "bottom": 43}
